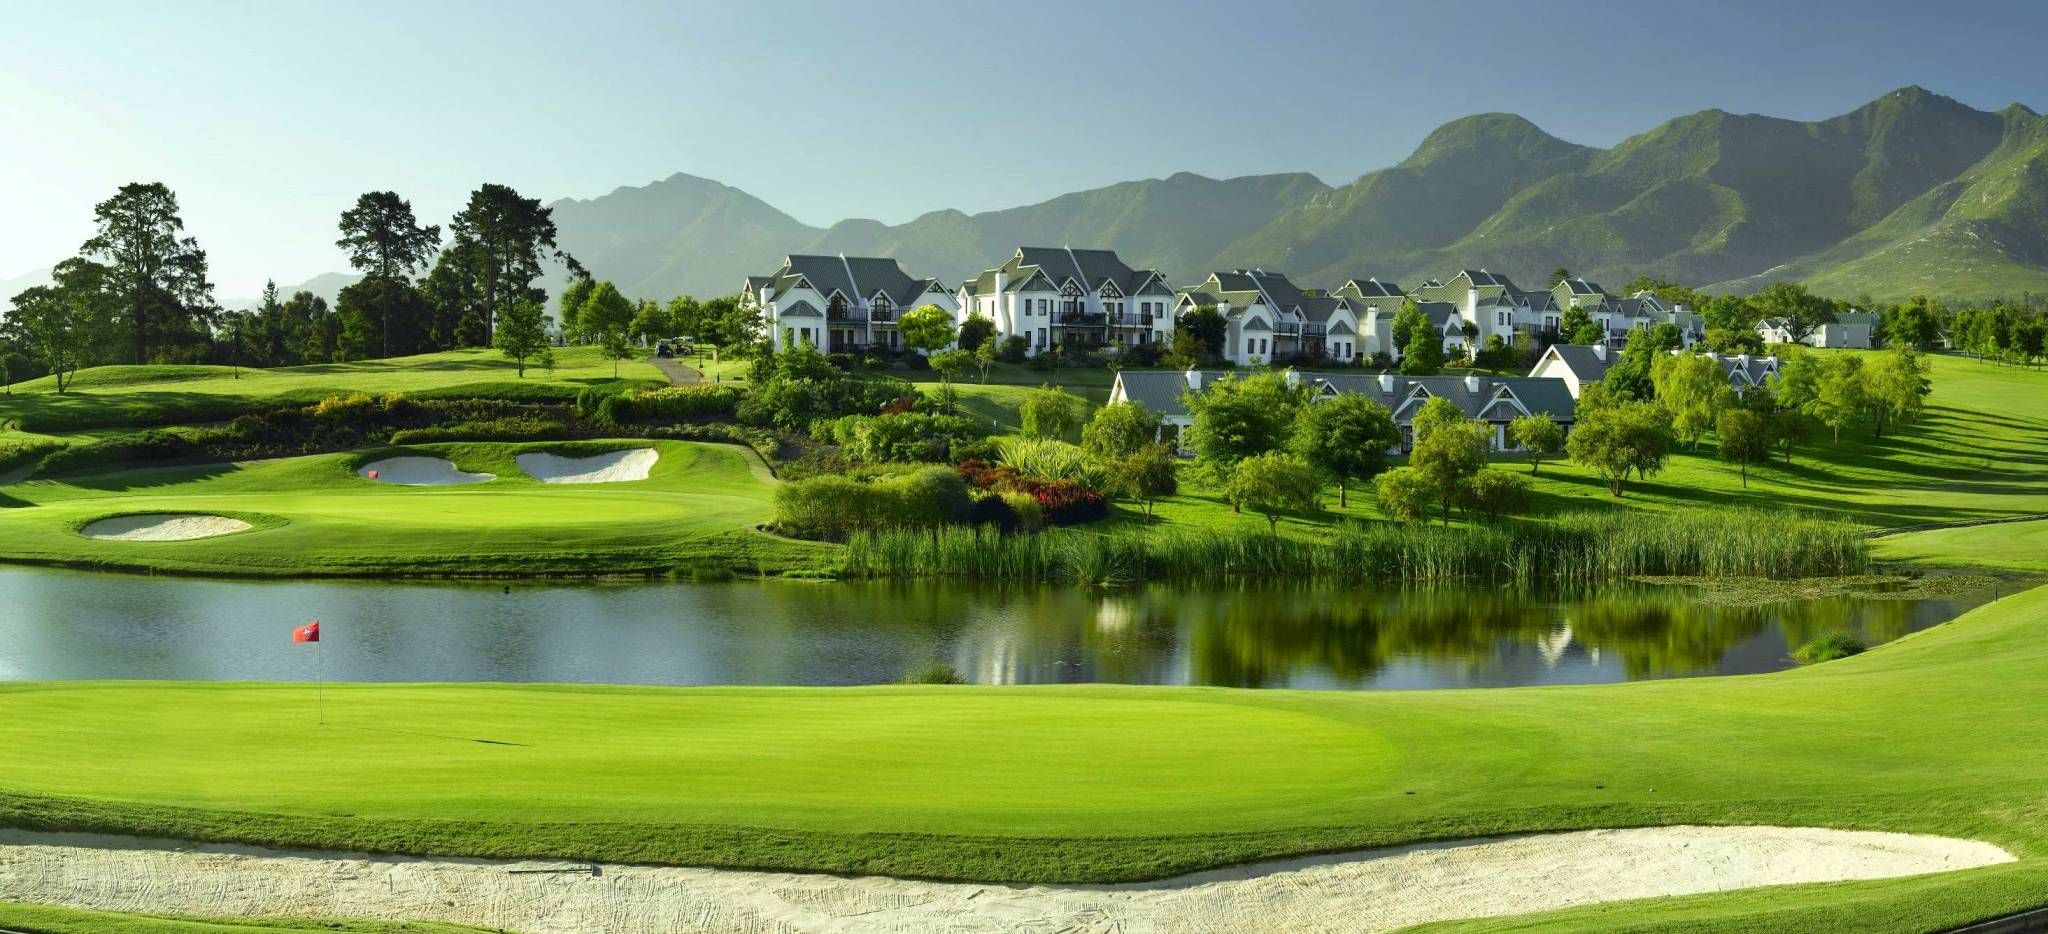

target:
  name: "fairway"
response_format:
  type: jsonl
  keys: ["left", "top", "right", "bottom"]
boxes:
{"left": 1872, "top": 518, "right": 2048, "bottom": 573}
{"left": 4, "top": 585, "right": 2048, "bottom": 931}
{"left": 0, "top": 440, "right": 827, "bottom": 577}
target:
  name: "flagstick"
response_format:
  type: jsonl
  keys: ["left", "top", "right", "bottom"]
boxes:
{"left": 316, "top": 636, "right": 326, "bottom": 727}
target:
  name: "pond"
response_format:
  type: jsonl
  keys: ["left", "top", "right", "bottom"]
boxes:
{"left": 0, "top": 568, "right": 1999, "bottom": 689}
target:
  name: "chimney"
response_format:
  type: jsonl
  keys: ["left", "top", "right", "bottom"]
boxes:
{"left": 1283, "top": 367, "right": 1300, "bottom": 388}
{"left": 1591, "top": 343, "right": 1607, "bottom": 362}
{"left": 1464, "top": 374, "right": 1482, "bottom": 394}
{"left": 1378, "top": 372, "right": 1395, "bottom": 393}
{"left": 1185, "top": 368, "right": 1203, "bottom": 392}
{"left": 1465, "top": 288, "right": 1479, "bottom": 320}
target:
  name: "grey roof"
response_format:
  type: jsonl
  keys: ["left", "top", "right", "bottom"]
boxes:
{"left": 1556, "top": 276, "right": 1606, "bottom": 296}
{"left": 1176, "top": 290, "right": 1218, "bottom": 308}
{"left": 1417, "top": 301, "right": 1460, "bottom": 329}
{"left": 1114, "top": 369, "right": 1574, "bottom": 423}
{"left": 780, "top": 299, "right": 822, "bottom": 318}
{"left": 759, "top": 255, "right": 933, "bottom": 308}
{"left": 1534, "top": 344, "right": 1613, "bottom": 381}
{"left": 1834, "top": 310, "right": 1879, "bottom": 325}
{"left": 1337, "top": 277, "right": 1404, "bottom": 298}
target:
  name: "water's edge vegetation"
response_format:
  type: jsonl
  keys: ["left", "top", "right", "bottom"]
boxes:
{"left": 843, "top": 509, "right": 1869, "bottom": 585}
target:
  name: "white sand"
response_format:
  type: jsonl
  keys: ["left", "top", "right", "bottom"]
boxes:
{"left": 80, "top": 514, "right": 253, "bottom": 542}
{"left": 516, "top": 448, "right": 658, "bottom": 484}
{"left": 357, "top": 456, "right": 495, "bottom": 486}
{"left": 0, "top": 826, "right": 2011, "bottom": 933}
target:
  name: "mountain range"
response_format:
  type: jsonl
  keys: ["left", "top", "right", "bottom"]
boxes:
{"left": 545, "top": 86, "right": 2048, "bottom": 304}
{"left": 16, "top": 86, "right": 2048, "bottom": 310}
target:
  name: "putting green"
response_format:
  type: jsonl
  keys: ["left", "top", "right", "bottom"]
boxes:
{"left": 0, "top": 440, "right": 828, "bottom": 577}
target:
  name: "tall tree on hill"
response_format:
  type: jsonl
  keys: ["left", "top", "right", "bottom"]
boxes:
{"left": 1549, "top": 267, "right": 1572, "bottom": 288}
{"left": 6, "top": 260, "right": 117, "bottom": 393}
{"left": 79, "top": 182, "right": 217, "bottom": 364}
{"left": 336, "top": 191, "right": 442, "bottom": 358}
{"left": 420, "top": 244, "right": 480, "bottom": 350}
{"left": 445, "top": 183, "right": 577, "bottom": 346}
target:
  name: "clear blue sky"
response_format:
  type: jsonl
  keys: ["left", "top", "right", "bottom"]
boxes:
{"left": 4, "top": 0, "right": 2046, "bottom": 295}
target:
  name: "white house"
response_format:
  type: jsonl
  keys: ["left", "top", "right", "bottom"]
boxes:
{"left": 957, "top": 247, "right": 1174, "bottom": 355}
{"left": 1758, "top": 311, "right": 1873, "bottom": 349}
{"left": 744, "top": 254, "right": 957, "bottom": 353}
{"left": 1174, "top": 269, "right": 1378, "bottom": 365}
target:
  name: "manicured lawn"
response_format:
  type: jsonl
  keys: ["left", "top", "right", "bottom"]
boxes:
{"left": 0, "top": 440, "right": 827, "bottom": 578}
{"left": 0, "top": 347, "right": 663, "bottom": 434}
{"left": 3, "top": 583, "right": 2048, "bottom": 931}
{"left": 0, "top": 901, "right": 484, "bottom": 933}
{"left": 1872, "top": 518, "right": 2048, "bottom": 573}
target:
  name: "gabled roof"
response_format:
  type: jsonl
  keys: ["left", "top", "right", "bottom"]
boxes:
{"left": 1110, "top": 370, "right": 1226, "bottom": 418}
{"left": 1555, "top": 276, "right": 1606, "bottom": 296}
{"left": 756, "top": 255, "right": 934, "bottom": 308}
{"left": 1532, "top": 344, "right": 1613, "bottom": 382}
{"left": 1119, "top": 370, "right": 1571, "bottom": 423}
{"left": 1335, "top": 277, "right": 1404, "bottom": 299}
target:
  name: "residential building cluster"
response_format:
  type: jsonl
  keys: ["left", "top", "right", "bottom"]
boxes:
{"left": 741, "top": 249, "right": 1709, "bottom": 363}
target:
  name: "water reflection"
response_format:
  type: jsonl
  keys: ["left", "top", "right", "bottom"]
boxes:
{"left": 0, "top": 568, "right": 1988, "bottom": 690}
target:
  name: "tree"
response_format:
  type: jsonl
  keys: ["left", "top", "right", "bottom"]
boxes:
{"left": 1082, "top": 401, "right": 1162, "bottom": 459}
{"left": 1465, "top": 469, "right": 1530, "bottom": 522}
{"left": 957, "top": 313, "right": 996, "bottom": 353}
{"left": 897, "top": 304, "right": 957, "bottom": 356}
{"left": 1374, "top": 467, "right": 1435, "bottom": 523}
{"left": 1175, "top": 305, "right": 1226, "bottom": 361}
{"left": 1019, "top": 385, "right": 1086, "bottom": 439}
{"left": 1751, "top": 282, "right": 1837, "bottom": 345}
{"left": 1561, "top": 305, "right": 1606, "bottom": 345}
{"left": 1567, "top": 386, "right": 1672, "bottom": 496}
{"left": 79, "top": 182, "right": 217, "bottom": 363}
{"left": 7, "top": 279, "right": 107, "bottom": 393}
{"left": 1716, "top": 407, "right": 1770, "bottom": 487}
{"left": 336, "top": 191, "right": 442, "bottom": 282}
{"left": 1652, "top": 351, "right": 1733, "bottom": 449}
{"left": 420, "top": 244, "right": 479, "bottom": 352}
{"left": 1884, "top": 296, "right": 1944, "bottom": 350}
{"left": 577, "top": 282, "right": 637, "bottom": 377}
{"left": 1408, "top": 396, "right": 1488, "bottom": 523}
{"left": 1226, "top": 451, "right": 1320, "bottom": 539}
{"left": 446, "top": 183, "right": 575, "bottom": 346}
{"left": 1473, "top": 334, "right": 1516, "bottom": 372}
{"left": 1508, "top": 414, "right": 1564, "bottom": 473}
{"left": 973, "top": 337, "right": 999, "bottom": 382}
{"left": 1698, "top": 293, "right": 1757, "bottom": 337}
{"left": 1864, "top": 346, "right": 1931, "bottom": 438}
{"left": 928, "top": 349, "right": 974, "bottom": 405}
{"left": 493, "top": 297, "right": 553, "bottom": 377}
{"left": 557, "top": 275, "right": 595, "bottom": 338}
{"left": 1549, "top": 267, "right": 1572, "bottom": 288}
{"left": 219, "top": 310, "right": 250, "bottom": 378}
{"left": 1606, "top": 322, "right": 1682, "bottom": 400}
{"left": 1105, "top": 443, "right": 1178, "bottom": 517}
{"left": 1809, "top": 354, "right": 1868, "bottom": 442}
{"left": 1289, "top": 393, "right": 1397, "bottom": 507}
{"left": 629, "top": 300, "right": 670, "bottom": 343}
{"left": 1396, "top": 304, "right": 1445, "bottom": 375}
{"left": 335, "top": 276, "right": 426, "bottom": 362}
{"left": 1181, "top": 372, "right": 1307, "bottom": 484}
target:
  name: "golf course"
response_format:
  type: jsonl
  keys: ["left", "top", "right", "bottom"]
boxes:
{"left": 0, "top": 347, "right": 2044, "bottom": 931}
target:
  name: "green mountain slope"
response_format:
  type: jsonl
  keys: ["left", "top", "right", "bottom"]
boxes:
{"left": 547, "top": 173, "right": 821, "bottom": 300}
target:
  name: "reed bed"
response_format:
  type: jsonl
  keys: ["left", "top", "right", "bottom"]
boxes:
{"left": 839, "top": 509, "right": 1868, "bottom": 585}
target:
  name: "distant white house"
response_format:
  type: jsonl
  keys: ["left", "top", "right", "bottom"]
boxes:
{"left": 1527, "top": 343, "right": 1615, "bottom": 398}
{"left": 1758, "top": 311, "right": 1875, "bottom": 349}
{"left": 743, "top": 255, "right": 958, "bottom": 353}
{"left": 1174, "top": 270, "right": 1392, "bottom": 365}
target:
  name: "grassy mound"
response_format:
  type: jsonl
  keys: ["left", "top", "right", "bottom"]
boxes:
{"left": 0, "top": 440, "right": 825, "bottom": 578}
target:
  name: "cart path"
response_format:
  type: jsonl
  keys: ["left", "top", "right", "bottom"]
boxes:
{"left": 650, "top": 357, "right": 701, "bottom": 385}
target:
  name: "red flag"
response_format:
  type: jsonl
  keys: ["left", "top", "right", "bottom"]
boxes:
{"left": 293, "top": 621, "right": 320, "bottom": 643}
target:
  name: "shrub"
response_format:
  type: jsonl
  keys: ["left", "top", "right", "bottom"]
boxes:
{"left": 633, "top": 384, "right": 743, "bottom": 420}
{"left": 823, "top": 412, "right": 987, "bottom": 463}
{"left": 1019, "top": 386, "right": 1086, "bottom": 439}
{"left": 312, "top": 392, "right": 377, "bottom": 421}
{"left": 1001, "top": 491, "right": 1044, "bottom": 532}
{"left": 390, "top": 417, "right": 568, "bottom": 445}
{"left": 899, "top": 662, "right": 968, "bottom": 685}
{"left": 1795, "top": 633, "right": 1867, "bottom": 665}
{"left": 996, "top": 436, "right": 1100, "bottom": 485}
{"left": 1464, "top": 469, "right": 1531, "bottom": 522}
{"left": 0, "top": 438, "right": 63, "bottom": 477}
{"left": 772, "top": 465, "right": 972, "bottom": 538}
{"left": 1375, "top": 467, "right": 1435, "bottom": 523}
{"left": 997, "top": 335, "right": 1028, "bottom": 363}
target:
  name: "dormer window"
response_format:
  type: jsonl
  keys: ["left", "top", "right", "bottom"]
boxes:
{"left": 872, "top": 295, "right": 892, "bottom": 318}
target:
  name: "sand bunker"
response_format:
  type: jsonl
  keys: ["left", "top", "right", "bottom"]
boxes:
{"left": 0, "top": 826, "right": 2011, "bottom": 933}
{"left": 80, "top": 514, "right": 252, "bottom": 542}
{"left": 517, "top": 448, "right": 658, "bottom": 484}
{"left": 357, "top": 457, "right": 494, "bottom": 486}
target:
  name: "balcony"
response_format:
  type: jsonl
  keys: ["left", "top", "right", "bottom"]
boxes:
{"left": 870, "top": 309, "right": 897, "bottom": 326}
{"left": 1058, "top": 311, "right": 1107, "bottom": 326}
{"left": 827, "top": 305, "right": 867, "bottom": 322}
{"left": 1107, "top": 312, "right": 1154, "bottom": 328}
{"left": 828, "top": 337, "right": 871, "bottom": 354}
{"left": 1273, "top": 322, "right": 1302, "bottom": 337}
{"left": 1301, "top": 323, "right": 1327, "bottom": 339}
